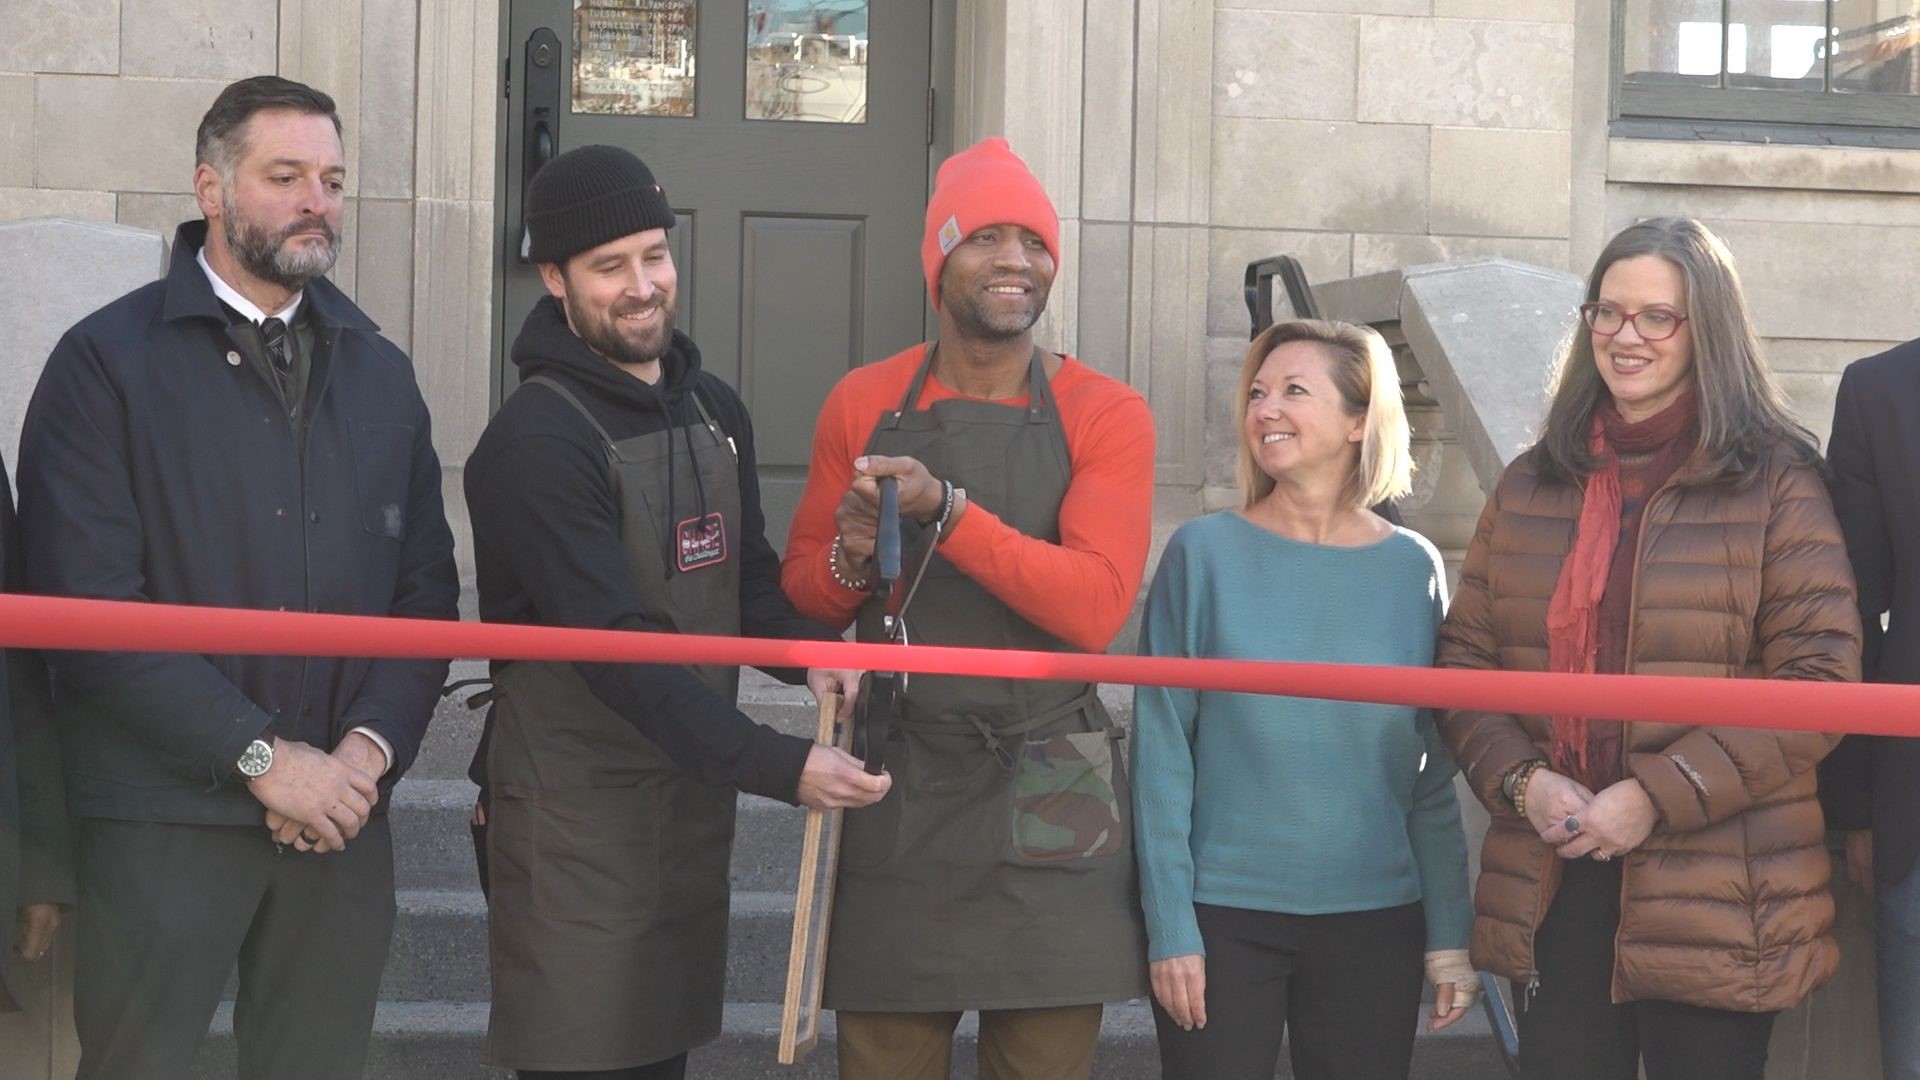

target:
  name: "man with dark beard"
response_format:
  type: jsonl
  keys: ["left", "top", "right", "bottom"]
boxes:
{"left": 15, "top": 75, "right": 459, "bottom": 1079}
{"left": 781, "top": 138, "right": 1155, "bottom": 1080}
{"left": 463, "top": 144, "right": 888, "bottom": 1080}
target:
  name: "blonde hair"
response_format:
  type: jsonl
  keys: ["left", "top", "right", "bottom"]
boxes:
{"left": 1235, "top": 319, "right": 1413, "bottom": 510}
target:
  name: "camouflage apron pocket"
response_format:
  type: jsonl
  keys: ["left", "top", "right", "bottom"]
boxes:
{"left": 1011, "top": 730, "right": 1125, "bottom": 862}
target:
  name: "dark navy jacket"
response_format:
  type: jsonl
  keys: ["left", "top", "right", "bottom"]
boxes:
{"left": 16, "top": 221, "right": 459, "bottom": 825}
{"left": 1821, "top": 340, "right": 1920, "bottom": 881}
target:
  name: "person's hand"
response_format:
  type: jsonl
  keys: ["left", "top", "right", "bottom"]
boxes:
{"left": 1555, "top": 779, "right": 1658, "bottom": 860}
{"left": 332, "top": 730, "right": 388, "bottom": 784}
{"left": 1525, "top": 769, "right": 1596, "bottom": 843}
{"left": 16, "top": 903, "right": 59, "bottom": 963}
{"left": 795, "top": 744, "right": 891, "bottom": 811}
{"left": 248, "top": 739, "right": 378, "bottom": 853}
{"left": 1425, "top": 949, "right": 1480, "bottom": 1031}
{"left": 1846, "top": 830, "right": 1874, "bottom": 897}
{"left": 1150, "top": 954, "right": 1207, "bottom": 1031}
{"left": 834, "top": 487, "right": 880, "bottom": 569}
{"left": 851, "top": 455, "right": 946, "bottom": 525}
{"left": 807, "top": 668, "right": 861, "bottom": 721}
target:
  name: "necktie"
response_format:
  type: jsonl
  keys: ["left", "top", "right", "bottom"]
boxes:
{"left": 260, "top": 317, "right": 291, "bottom": 398}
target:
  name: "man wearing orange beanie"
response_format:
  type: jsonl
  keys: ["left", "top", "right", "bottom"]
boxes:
{"left": 782, "top": 137, "right": 1155, "bottom": 1078}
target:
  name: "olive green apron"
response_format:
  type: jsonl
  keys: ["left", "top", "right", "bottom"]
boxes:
{"left": 485, "top": 376, "right": 743, "bottom": 1070}
{"left": 823, "top": 346, "right": 1149, "bottom": 1012}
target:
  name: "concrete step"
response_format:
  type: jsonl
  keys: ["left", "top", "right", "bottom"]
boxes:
{"left": 390, "top": 779, "right": 804, "bottom": 894}
{"left": 268, "top": 888, "right": 803, "bottom": 1005}
{"left": 192, "top": 998, "right": 1504, "bottom": 1079}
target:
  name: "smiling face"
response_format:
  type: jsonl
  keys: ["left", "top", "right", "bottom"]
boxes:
{"left": 199, "top": 108, "right": 345, "bottom": 292}
{"left": 539, "top": 228, "right": 680, "bottom": 370}
{"left": 937, "top": 223, "right": 1055, "bottom": 339}
{"left": 1244, "top": 340, "right": 1366, "bottom": 487}
{"left": 1591, "top": 254, "right": 1695, "bottom": 423}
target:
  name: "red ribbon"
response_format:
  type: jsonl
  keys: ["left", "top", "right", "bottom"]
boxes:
{"left": 0, "top": 594, "right": 1912, "bottom": 736}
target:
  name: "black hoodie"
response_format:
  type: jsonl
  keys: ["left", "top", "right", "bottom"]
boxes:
{"left": 465, "top": 297, "right": 825, "bottom": 802}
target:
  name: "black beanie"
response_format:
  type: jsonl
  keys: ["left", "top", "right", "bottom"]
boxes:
{"left": 525, "top": 144, "right": 675, "bottom": 265}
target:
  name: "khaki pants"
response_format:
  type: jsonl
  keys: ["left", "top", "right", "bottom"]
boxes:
{"left": 837, "top": 1004, "right": 1103, "bottom": 1080}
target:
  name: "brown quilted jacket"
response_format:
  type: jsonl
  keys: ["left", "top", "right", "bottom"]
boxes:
{"left": 1436, "top": 441, "right": 1861, "bottom": 1013}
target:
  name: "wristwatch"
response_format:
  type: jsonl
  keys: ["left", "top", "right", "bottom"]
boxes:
{"left": 236, "top": 733, "right": 276, "bottom": 781}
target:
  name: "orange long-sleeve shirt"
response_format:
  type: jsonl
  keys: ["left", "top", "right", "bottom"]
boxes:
{"left": 781, "top": 345, "right": 1156, "bottom": 653}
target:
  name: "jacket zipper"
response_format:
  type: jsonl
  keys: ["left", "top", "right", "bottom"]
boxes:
{"left": 1523, "top": 469, "right": 1684, "bottom": 1009}
{"left": 291, "top": 332, "right": 335, "bottom": 733}
{"left": 1607, "top": 474, "right": 1679, "bottom": 1003}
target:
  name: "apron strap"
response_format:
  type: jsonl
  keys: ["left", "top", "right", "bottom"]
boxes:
{"left": 893, "top": 684, "right": 1101, "bottom": 769}
{"left": 887, "top": 343, "right": 1058, "bottom": 427}
{"left": 521, "top": 375, "right": 629, "bottom": 464}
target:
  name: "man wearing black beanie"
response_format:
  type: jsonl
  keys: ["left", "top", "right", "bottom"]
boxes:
{"left": 465, "top": 144, "right": 890, "bottom": 1080}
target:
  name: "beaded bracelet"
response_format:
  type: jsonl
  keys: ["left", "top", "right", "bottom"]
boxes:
{"left": 828, "top": 533, "right": 872, "bottom": 592}
{"left": 1509, "top": 759, "right": 1548, "bottom": 819}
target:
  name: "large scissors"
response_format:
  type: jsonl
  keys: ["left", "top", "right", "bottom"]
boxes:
{"left": 852, "top": 476, "right": 938, "bottom": 775}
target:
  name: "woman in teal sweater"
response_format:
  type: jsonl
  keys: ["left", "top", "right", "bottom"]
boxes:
{"left": 1132, "top": 318, "right": 1476, "bottom": 1080}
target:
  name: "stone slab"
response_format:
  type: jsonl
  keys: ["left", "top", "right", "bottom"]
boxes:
{"left": 1390, "top": 257, "right": 1585, "bottom": 482}
{"left": 1214, "top": 10, "right": 1358, "bottom": 121}
{"left": 1609, "top": 137, "right": 1920, "bottom": 197}
{"left": 0, "top": 75, "right": 32, "bottom": 188}
{"left": 1207, "top": 226, "right": 1354, "bottom": 336}
{"left": 35, "top": 75, "right": 220, "bottom": 193}
{"left": 1357, "top": 15, "right": 1575, "bottom": 130}
{"left": 1354, "top": 232, "right": 1571, "bottom": 275}
{"left": 0, "top": 187, "right": 115, "bottom": 223}
{"left": 1430, "top": 127, "right": 1572, "bottom": 238}
{"left": 116, "top": 192, "right": 200, "bottom": 238}
{"left": 121, "top": 0, "right": 278, "bottom": 79}
{"left": 1213, "top": 118, "right": 1428, "bottom": 233}
{"left": 0, "top": 0, "right": 118, "bottom": 75}
{"left": 0, "top": 218, "right": 166, "bottom": 480}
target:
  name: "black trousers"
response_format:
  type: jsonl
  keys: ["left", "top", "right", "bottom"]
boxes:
{"left": 1151, "top": 901, "right": 1426, "bottom": 1080}
{"left": 73, "top": 815, "right": 396, "bottom": 1080}
{"left": 1516, "top": 857, "right": 1776, "bottom": 1080}
{"left": 518, "top": 1056, "right": 687, "bottom": 1080}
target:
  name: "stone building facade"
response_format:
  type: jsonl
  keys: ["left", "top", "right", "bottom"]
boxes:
{"left": 0, "top": 0, "right": 1912, "bottom": 1076}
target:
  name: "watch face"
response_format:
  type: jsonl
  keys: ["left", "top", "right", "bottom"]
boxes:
{"left": 238, "top": 738, "right": 274, "bottom": 778}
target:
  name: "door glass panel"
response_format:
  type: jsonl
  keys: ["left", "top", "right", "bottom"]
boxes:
{"left": 745, "top": 1, "right": 870, "bottom": 123}
{"left": 573, "top": 0, "right": 697, "bottom": 116}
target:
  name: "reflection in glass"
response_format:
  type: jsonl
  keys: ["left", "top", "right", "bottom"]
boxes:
{"left": 1830, "top": 0, "right": 1920, "bottom": 95}
{"left": 746, "top": 1, "right": 870, "bottom": 123}
{"left": 1620, "top": 0, "right": 1742, "bottom": 87}
{"left": 573, "top": 0, "right": 697, "bottom": 117}
{"left": 1621, "top": 0, "right": 1920, "bottom": 95}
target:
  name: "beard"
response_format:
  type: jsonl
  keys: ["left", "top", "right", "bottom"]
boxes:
{"left": 939, "top": 272, "right": 1049, "bottom": 341}
{"left": 221, "top": 191, "right": 339, "bottom": 291}
{"left": 565, "top": 282, "right": 678, "bottom": 367}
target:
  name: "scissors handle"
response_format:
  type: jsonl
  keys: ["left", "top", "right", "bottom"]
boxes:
{"left": 875, "top": 476, "right": 902, "bottom": 593}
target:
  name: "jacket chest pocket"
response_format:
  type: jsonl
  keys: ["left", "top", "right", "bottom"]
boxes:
{"left": 348, "top": 419, "right": 413, "bottom": 540}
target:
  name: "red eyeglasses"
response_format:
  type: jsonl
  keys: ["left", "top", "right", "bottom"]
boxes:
{"left": 1580, "top": 302, "right": 1689, "bottom": 342}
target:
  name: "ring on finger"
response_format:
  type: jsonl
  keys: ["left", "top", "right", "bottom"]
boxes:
{"left": 1593, "top": 850, "right": 1612, "bottom": 862}
{"left": 1562, "top": 814, "right": 1581, "bottom": 836}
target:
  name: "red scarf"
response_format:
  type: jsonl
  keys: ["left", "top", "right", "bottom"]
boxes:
{"left": 1546, "top": 392, "right": 1698, "bottom": 780}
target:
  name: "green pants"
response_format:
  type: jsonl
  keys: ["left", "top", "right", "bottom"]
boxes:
{"left": 836, "top": 1004, "right": 1102, "bottom": 1080}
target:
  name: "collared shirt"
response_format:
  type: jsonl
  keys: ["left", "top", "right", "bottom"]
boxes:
{"left": 194, "top": 246, "right": 394, "bottom": 778}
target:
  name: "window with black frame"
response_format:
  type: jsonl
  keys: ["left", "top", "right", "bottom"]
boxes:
{"left": 1616, "top": 0, "right": 1920, "bottom": 135}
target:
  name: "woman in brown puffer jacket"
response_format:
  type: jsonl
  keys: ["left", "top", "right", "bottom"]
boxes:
{"left": 1436, "top": 217, "right": 1861, "bottom": 1080}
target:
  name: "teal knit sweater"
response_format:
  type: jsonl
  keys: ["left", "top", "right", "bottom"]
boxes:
{"left": 1130, "top": 512, "right": 1473, "bottom": 961}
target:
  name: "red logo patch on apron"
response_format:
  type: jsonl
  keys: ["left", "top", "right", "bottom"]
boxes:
{"left": 676, "top": 512, "right": 728, "bottom": 572}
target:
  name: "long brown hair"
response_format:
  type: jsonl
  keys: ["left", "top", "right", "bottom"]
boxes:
{"left": 1534, "top": 217, "right": 1816, "bottom": 484}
